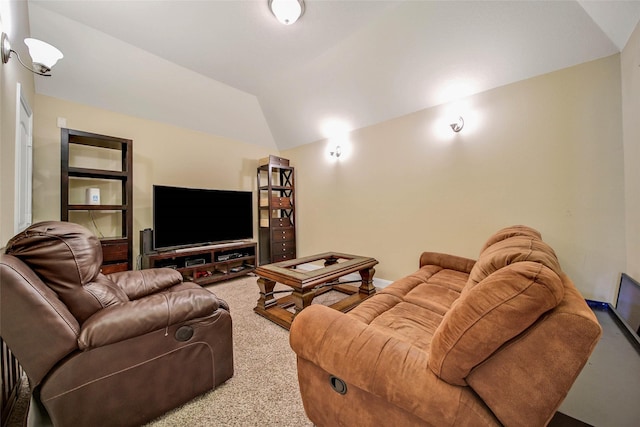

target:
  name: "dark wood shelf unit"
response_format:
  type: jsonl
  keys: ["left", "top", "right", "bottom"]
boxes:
{"left": 257, "top": 155, "right": 296, "bottom": 265}
{"left": 61, "top": 128, "right": 133, "bottom": 273}
{"left": 67, "top": 204, "right": 128, "bottom": 210}
{"left": 258, "top": 184, "right": 290, "bottom": 192}
{"left": 67, "top": 167, "right": 129, "bottom": 180}
{"left": 141, "top": 241, "right": 257, "bottom": 285}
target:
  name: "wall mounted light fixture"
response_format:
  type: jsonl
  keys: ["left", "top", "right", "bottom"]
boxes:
{"left": 330, "top": 145, "right": 342, "bottom": 158}
{"left": 269, "top": 0, "right": 305, "bottom": 25}
{"left": 1, "top": 32, "right": 64, "bottom": 76}
{"left": 450, "top": 116, "right": 464, "bottom": 133}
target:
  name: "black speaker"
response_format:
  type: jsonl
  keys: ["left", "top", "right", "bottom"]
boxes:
{"left": 140, "top": 228, "right": 153, "bottom": 255}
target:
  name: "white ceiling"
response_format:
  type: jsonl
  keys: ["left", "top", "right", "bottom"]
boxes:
{"left": 27, "top": 0, "right": 640, "bottom": 151}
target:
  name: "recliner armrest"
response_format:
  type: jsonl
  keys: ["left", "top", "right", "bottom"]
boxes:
{"left": 289, "top": 305, "right": 464, "bottom": 423}
{"left": 78, "top": 285, "right": 220, "bottom": 350}
{"left": 107, "top": 268, "right": 183, "bottom": 299}
{"left": 419, "top": 251, "right": 476, "bottom": 273}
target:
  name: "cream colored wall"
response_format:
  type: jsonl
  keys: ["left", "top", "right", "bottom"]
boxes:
{"left": 622, "top": 21, "right": 640, "bottom": 281}
{"left": 11, "top": 19, "right": 630, "bottom": 302}
{"left": 33, "top": 94, "right": 274, "bottom": 259}
{"left": 0, "top": 0, "right": 35, "bottom": 246}
{"left": 282, "top": 55, "right": 626, "bottom": 302}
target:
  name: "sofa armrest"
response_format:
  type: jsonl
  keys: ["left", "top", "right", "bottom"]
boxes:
{"left": 466, "top": 275, "right": 602, "bottom": 426}
{"left": 419, "top": 251, "right": 476, "bottom": 273}
{"left": 290, "top": 305, "right": 465, "bottom": 423}
{"left": 106, "top": 268, "right": 183, "bottom": 300}
{"left": 78, "top": 286, "right": 219, "bottom": 350}
{"left": 1, "top": 254, "right": 80, "bottom": 387}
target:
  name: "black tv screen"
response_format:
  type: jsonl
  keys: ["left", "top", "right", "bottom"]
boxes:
{"left": 153, "top": 185, "right": 253, "bottom": 250}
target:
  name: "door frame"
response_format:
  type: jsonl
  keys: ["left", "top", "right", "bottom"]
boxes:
{"left": 14, "top": 82, "right": 34, "bottom": 233}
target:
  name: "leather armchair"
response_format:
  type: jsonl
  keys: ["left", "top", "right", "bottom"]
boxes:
{"left": 0, "top": 221, "right": 233, "bottom": 426}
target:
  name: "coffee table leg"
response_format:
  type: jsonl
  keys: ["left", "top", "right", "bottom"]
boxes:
{"left": 292, "top": 289, "right": 315, "bottom": 314}
{"left": 359, "top": 267, "right": 377, "bottom": 295}
{"left": 257, "top": 277, "right": 278, "bottom": 309}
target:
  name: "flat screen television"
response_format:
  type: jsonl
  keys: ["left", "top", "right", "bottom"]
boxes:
{"left": 153, "top": 185, "right": 253, "bottom": 251}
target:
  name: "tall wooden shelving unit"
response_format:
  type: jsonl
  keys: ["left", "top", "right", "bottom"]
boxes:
{"left": 257, "top": 155, "right": 296, "bottom": 265}
{"left": 60, "top": 129, "right": 133, "bottom": 273}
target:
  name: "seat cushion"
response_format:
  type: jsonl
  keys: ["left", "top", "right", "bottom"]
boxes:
{"left": 349, "top": 265, "right": 468, "bottom": 351}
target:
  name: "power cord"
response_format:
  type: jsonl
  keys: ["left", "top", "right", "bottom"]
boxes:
{"left": 88, "top": 211, "right": 104, "bottom": 238}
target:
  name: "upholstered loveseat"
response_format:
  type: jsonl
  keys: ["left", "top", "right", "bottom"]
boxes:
{"left": 290, "top": 225, "right": 602, "bottom": 426}
{"left": 1, "top": 221, "right": 234, "bottom": 426}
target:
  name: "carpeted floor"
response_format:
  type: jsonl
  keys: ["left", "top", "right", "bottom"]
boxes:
{"left": 146, "top": 275, "right": 313, "bottom": 426}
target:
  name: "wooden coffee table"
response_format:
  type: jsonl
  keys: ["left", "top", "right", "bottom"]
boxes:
{"left": 254, "top": 252, "right": 379, "bottom": 329}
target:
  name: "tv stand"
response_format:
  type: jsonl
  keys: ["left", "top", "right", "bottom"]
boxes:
{"left": 174, "top": 241, "right": 252, "bottom": 253}
{"left": 141, "top": 241, "right": 257, "bottom": 285}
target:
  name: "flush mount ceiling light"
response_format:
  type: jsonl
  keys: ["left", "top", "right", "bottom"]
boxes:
{"left": 1, "top": 32, "right": 64, "bottom": 76}
{"left": 269, "top": 0, "right": 305, "bottom": 25}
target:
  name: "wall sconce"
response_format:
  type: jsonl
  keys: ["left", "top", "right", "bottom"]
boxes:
{"left": 1, "top": 32, "right": 64, "bottom": 76}
{"left": 330, "top": 145, "right": 342, "bottom": 158}
{"left": 450, "top": 116, "right": 464, "bottom": 133}
{"left": 269, "top": 0, "right": 305, "bottom": 25}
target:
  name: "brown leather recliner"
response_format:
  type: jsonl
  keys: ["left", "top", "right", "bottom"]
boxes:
{"left": 0, "top": 221, "right": 234, "bottom": 426}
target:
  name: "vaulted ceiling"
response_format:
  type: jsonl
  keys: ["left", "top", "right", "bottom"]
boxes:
{"left": 27, "top": 1, "right": 640, "bottom": 151}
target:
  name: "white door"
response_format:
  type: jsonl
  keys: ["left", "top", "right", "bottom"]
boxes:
{"left": 15, "top": 83, "right": 33, "bottom": 233}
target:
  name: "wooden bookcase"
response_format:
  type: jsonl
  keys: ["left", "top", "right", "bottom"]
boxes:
{"left": 141, "top": 242, "right": 257, "bottom": 285}
{"left": 257, "top": 155, "right": 296, "bottom": 265}
{"left": 60, "top": 129, "right": 133, "bottom": 273}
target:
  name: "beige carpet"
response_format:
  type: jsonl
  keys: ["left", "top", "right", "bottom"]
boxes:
{"left": 7, "top": 275, "right": 313, "bottom": 427}
{"left": 147, "top": 275, "right": 313, "bottom": 426}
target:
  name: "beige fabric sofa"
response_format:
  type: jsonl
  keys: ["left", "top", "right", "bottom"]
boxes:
{"left": 290, "top": 225, "right": 602, "bottom": 426}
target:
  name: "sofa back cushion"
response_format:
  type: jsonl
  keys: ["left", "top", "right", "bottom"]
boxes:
{"left": 466, "top": 232, "right": 562, "bottom": 292}
{"left": 478, "top": 225, "right": 542, "bottom": 253}
{"left": 428, "top": 260, "right": 564, "bottom": 386}
{"left": 5, "top": 221, "right": 128, "bottom": 323}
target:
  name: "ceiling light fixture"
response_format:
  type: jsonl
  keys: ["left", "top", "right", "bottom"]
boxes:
{"left": 269, "top": 0, "right": 305, "bottom": 25}
{"left": 450, "top": 116, "right": 464, "bottom": 133}
{"left": 330, "top": 145, "right": 342, "bottom": 158}
{"left": 1, "top": 32, "right": 64, "bottom": 76}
